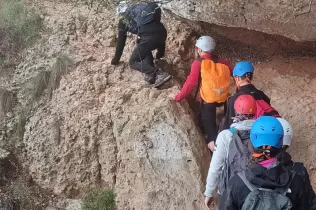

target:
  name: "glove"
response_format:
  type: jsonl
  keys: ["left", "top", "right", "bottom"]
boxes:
{"left": 111, "top": 58, "right": 119, "bottom": 65}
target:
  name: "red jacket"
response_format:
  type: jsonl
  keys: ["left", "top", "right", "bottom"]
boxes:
{"left": 175, "top": 54, "right": 233, "bottom": 102}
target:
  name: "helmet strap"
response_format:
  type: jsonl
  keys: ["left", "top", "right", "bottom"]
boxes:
{"left": 252, "top": 146, "right": 272, "bottom": 160}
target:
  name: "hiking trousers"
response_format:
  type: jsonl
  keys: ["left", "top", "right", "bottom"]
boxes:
{"left": 129, "top": 36, "right": 165, "bottom": 77}
{"left": 199, "top": 101, "right": 227, "bottom": 144}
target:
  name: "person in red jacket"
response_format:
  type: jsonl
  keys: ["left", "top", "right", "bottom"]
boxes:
{"left": 172, "top": 36, "right": 233, "bottom": 151}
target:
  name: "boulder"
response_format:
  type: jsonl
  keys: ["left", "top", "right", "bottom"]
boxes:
{"left": 22, "top": 63, "right": 210, "bottom": 210}
{"left": 164, "top": 0, "right": 316, "bottom": 41}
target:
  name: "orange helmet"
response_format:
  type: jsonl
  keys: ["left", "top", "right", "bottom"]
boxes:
{"left": 234, "top": 94, "right": 257, "bottom": 115}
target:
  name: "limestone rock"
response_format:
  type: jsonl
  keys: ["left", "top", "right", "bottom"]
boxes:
{"left": 22, "top": 61, "right": 209, "bottom": 209}
{"left": 164, "top": 0, "right": 316, "bottom": 41}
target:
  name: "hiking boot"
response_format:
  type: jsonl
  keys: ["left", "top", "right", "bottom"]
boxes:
{"left": 154, "top": 69, "right": 172, "bottom": 88}
{"left": 144, "top": 74, "right": 156, "bottom": 84}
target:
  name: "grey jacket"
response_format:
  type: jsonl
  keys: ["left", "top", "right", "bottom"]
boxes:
{"left": 204, "top": 120, "right": 254, "bottom": 197}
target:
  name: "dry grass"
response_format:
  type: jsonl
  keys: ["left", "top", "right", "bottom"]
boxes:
{"left": 9, "top": 179, "right": 42, "bottom": 210}
{"left": 0, "top": 88, "right": 15, "bottom": 118}
{"left": 1, "top": 110, "right": 27, "bottom": 152}
{"left": 33, "top": 71, "right": 51, "bottom": 99}
{"left": 21, "top": 71, "right": 51, "bottom": 102}
{"left": 48, "top": 54, "right": 73, "bottom": 98}
{"left": 23, "top": 71, "right": 50, "bottom": 103}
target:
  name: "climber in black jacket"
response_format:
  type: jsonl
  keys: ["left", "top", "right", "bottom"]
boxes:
{"left": 111, "top": 1, "right": 172, "bottom": 88}
{"left": 220, "top": 61, "right": 274, "bottom": 131}
{"left": 277, "top": 151, "right": 316, "bottom": 209}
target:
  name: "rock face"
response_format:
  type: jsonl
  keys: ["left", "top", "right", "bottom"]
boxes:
{"left": 164, "top": 0, "right": 316, "bottom": 41}
{"left": 23, "top": 63, "right": 209, "bottom": 209}
{"left": 3, "top": 1, "right": 316, "bottom": 210}
{"left": 16, "top": 2, "right": 210, "bottom": 209}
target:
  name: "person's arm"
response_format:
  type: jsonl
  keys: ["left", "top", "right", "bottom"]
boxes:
{"left": 204, "top": 131, "right": 231, "bottom": 197}
{"left": 221, "top": 95, "right": 237, "bottom": 130}
{"left": 175, "top": 60, "right": 200, "bottom": 102}
{"left": 294, "top": 175, "right": 311, "bottom": 210}
{"left": 220, "top": 182, "right": 238, "bottom": 210}
{"left": 111, "top": 18, "right": 128, "bottom": 65}
{"left": 302, "top": 167, "right": 316, "bottom": 209}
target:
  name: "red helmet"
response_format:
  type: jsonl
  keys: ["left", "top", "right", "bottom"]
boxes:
{"left": 234, "top": 95, "right": 257, "bottom": 115}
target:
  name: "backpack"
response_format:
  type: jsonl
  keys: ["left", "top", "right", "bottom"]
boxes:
{"left": 196, "top": 56, "right": 230, "bottom": 103}
{"left": 218, "top": 128, "right": 252, "bottom": 194}
{"left": 254, "top": 98, "right": 281, "bottom": 119}
{"left": 291, "top": 162, "right": 305, "bottom": 182}
{"left": 238, "top": 170, "right": 295, "bottom": 210}
{"left": 123, "top": 2, "right": 160, "bottom": 34}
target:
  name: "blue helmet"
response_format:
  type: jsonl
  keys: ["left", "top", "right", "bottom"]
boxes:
{"left": 250, "top": 116, "right": 284, "bottom": 149}
{"left": 233, "top": 61, "right": 254, "bottom": 77}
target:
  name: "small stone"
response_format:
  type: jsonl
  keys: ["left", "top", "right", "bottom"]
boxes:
{"left": 0, "top": 148, "right": 10, "bottom": 160}
{"left": 86, "top": 56, "right": 96, "bottom": 61}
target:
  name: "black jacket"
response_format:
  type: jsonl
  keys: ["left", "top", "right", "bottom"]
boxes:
{"left": 280, "top": 151, "right": 316, "bottom": 209}
{"left": 220, "top": 163, "right": 310, "bottom": 210}
{"left": 221, "top": 84, "right": 270, "bottom": 131}
{"left": 112, "top": 10, "right": 167, "bottom": 64}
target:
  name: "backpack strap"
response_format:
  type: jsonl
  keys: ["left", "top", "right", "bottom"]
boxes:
{"left": 238, "top": 170, "right": 296, "bottom": 195}
{"left": 292, "top": 162, "right": 304, "bottom": 173}
{"left": 238, "top": 171, "right": 259, "bottom": 192}
{"left": 279, "top": 171, "right": 296, "bottom": 195}
{"left": 194, "top": 57, "right": 204, "bottom": 100}
{"left": 228, "top": 127, "right": 237, "bottom": 134}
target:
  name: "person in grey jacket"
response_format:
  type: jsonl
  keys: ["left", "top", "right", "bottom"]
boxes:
{"left": 204, "top": 94, "right": 257, "bottom": 209}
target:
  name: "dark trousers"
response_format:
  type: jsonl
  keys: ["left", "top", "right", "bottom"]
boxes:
{"left": 199, "top": 101, "right": 227, "bottom": 144}
{"left": 129, "top": 37, "right": 158, "bottom": 77}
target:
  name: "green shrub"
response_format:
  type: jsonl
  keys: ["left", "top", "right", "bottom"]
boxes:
{"left": 0, "top": 0, "right": 41, "bottom": 47}
{"left": 0, "top": 0, "right": 42, "bottom": 66}
{"left": 83, "top": 189, "right": 116, "bottom": 210}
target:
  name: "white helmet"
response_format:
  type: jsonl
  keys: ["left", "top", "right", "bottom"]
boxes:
{"left": 277, "top": 118, "right": 293, "bottom": 146}
{"left": 195, "top": 36, "right": 216, "bottom": 52}
{"left": 116, "top": 1, "right": 129, "bottom": 15}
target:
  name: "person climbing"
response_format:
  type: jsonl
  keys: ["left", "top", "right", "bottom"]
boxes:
{"left": 111, "top": 1, "right": 172, "bottom": 88}
{"left": 276, "top": 118, "right": 316, "bottom": 209}
{"left": 220, "top": 61, "right": 280, "bottom": 131}
{"left": 204, "top": 94, "right": 257, "bottom": 210}
{"left": 220, "top": 116, "right": 310, "bottom": 210}
{"left": 172, "top": 36, "right": 233, "bottom": 151}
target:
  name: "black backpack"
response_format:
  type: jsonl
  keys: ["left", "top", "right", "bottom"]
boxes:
{"left": 291, "top": 162, "right": 305, "bottom": 182}
{"left": 123, "top": 2, "right": 160, "bottom": 34}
